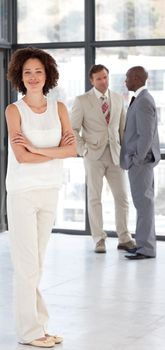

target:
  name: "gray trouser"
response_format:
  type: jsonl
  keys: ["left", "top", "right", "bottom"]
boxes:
{"left": 128, "top": 163, "right": 156, "bottom": 257}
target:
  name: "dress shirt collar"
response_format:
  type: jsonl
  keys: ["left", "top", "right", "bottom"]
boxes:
{"left": 93, "top": 87, "right": 109, "bottom": 99}
{"left": 134, "top": 86, "right": 147, "bottom": 98}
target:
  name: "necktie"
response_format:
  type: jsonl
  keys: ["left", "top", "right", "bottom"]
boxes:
{"left": 129, "top": 96, "right": 135, "bottom": 107}
{"left": 100, "top": 96, "right": 110, "bottom": 124}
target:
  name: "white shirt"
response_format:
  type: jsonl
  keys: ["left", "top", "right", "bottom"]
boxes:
{"left": 93, "top": 87, "right": 109, "bottom": 100}
{"left": 134, "top": 86, "right": 147, "bottom": 98}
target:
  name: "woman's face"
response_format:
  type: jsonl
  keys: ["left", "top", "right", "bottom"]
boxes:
{"left": 22, "top": 58, "right": 46, "bottom": 93}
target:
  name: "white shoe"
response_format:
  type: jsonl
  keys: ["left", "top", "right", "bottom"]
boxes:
{"left": 45, "top": 334, "right": 63, "bottom": 344}
{"left": 21, "top": 337, "right": 55, "bottom": 348}
{"left": 94, "top": 239, "right": 106, "bottom": 253}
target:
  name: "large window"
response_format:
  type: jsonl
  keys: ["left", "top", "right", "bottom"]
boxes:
{"left": 96, "top": 0, "right": 165, "bottom": 40}
{"left": 17, "top": 0, "right": 84, "bottom": 43}
{"left": 1, "top": 0, "right": 165, "bottom": 236}
{"left": 16, "top": 0, "right": 165, "bottom": 237}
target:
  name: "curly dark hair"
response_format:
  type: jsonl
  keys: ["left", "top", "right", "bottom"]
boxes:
{"left": 7, "top": 47, "right": 59, "bottom": 95}
{"left": 89, "top": 64, "right": 109, "bottom": 79}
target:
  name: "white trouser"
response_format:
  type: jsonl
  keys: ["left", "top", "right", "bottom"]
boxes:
{"left": 84, "top": 146, "right": 132, "bottom": 244}
{"left": 7, "top": 188, "right": 59, "bottom": 343}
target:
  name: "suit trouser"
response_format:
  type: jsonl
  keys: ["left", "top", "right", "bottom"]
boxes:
{"left": 84, "top": 146, "right": 132, "bottom": 244}
{"left": 7, "top": 188, "right": 59, "bottom": 343}
{"left": 128, "top": 163, "right": 156, "bottom": 257}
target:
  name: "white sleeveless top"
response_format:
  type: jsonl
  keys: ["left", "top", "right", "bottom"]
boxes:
{"left": 6, "top": 98, "right": 63, "bottom": 193}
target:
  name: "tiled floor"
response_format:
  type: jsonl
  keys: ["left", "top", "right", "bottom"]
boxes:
{"left": 1, "top": 232, "right": 165, "bottom": 350}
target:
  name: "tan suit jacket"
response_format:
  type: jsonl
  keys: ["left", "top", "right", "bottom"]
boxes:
{"left": 71, "top": 88, "right": 126, "bottom": 165}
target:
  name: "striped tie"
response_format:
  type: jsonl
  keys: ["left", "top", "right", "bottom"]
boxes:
{"left": 100, "top": 96, "right": 110, "bottom": 124}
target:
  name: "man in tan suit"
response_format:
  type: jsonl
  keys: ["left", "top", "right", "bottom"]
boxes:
{"left": 71, "top": 64, "right": 135, "bottom": 253}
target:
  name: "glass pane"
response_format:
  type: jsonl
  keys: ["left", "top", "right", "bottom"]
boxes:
{"left": 46, "top": 49, "right": 85, "bottom": 231}
{"left": 0, "top": 0, "right": 8, "bottom": 42}
{"left": 17, "top": 0, "right": 84, "bottom": 43}
{"left": 55, "top": 158, "right": 86, "bottom": 230}
{"left": 47, "top": 48, "right": 85, "bottom": 112}
{"left": 155, "top": 160, "right": 165, "bottom": 236}
{"left": 96, "top": 46, "right": 165, "bottom": 149}
{"left": 96, "top": 0, "right": 165, "bottom": 40}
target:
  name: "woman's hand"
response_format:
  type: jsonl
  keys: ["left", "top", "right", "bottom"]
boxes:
{"left": 60, "top": 130, "right": 76, "bottom": 147}
{"left": 11, "top": 132, "right": 36, "bottom": 153}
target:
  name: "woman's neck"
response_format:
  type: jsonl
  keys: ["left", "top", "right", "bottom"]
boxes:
{"left": 23, "top": 93, "right": 47, "bottom": 114}
{"left": 23, "top": 93, "right": 46, "bottom": 107}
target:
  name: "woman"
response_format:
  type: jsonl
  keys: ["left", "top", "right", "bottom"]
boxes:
{"left": 5, "top": 47, "right": 77, "bottom": 348}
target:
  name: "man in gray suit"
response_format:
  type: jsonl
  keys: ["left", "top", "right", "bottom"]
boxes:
{"left": 71, "top": 64, "right": 135, "bottom": 253}
{"left": 120, "top": 66, "right": 161, "bottom": 260}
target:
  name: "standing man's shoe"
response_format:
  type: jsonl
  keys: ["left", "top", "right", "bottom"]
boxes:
{"left": 125, "top": 253, "right": 154, "bottom": 260}
{"left": 94, "top": 239, "right": 106, "bottom": 253}
{"left": 117, "top": 240, "right": 136, "bottom": 252}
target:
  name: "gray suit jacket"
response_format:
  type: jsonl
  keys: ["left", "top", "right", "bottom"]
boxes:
{"left": 120, "top": 89, "right": 160, "bottom": 170}
{"left": 71, "top": 88, "right": 126, "bottom": 165}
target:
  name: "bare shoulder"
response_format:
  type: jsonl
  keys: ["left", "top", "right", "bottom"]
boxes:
{"left": 57, "top": 101, "right": 67, "bottom": 112}
{"left": 57, "top": 101, "right": 69, "bottom": 120}
{"left": 5, "top": 103, "right": 21, "bottom": 134}
{"left": 5, "top": 103, "right": 20, "bottom": 118}
{"left": 6, "top": 103, "right": 15, "bottom": 112}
